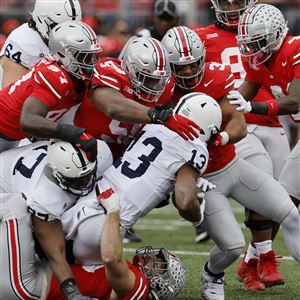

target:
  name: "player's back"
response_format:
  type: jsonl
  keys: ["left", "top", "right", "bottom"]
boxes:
{"left": 103, "top": 124, "right": 208, "bottom": 227}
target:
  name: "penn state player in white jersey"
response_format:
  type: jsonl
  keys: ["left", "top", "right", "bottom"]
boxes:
{"left": 0, "top": 0, "right": 82, "bottom": 89}
{"left": 60, "top": 93, "right": 221, "bottom": 265}
{"left": 0, "top": 139, "right": 112, "bottom": 299}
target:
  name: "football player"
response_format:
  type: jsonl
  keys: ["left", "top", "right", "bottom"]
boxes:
{"left": 230, "top": 5, "right": 300, "bottom": 212}
{"left": 0, "top": 192, "right": 186, "bottom": 300}
{"left": 0, "top": 0, "right": 82, "bottom": 89}
{"left": 196, "top": 0, "right": 289, "bottom": 290}
{"left": 59, "top": 93, "right": 220, "bottom": 269}
{"left": 0, "top": 139, "right": 112, "bottom": 299}
{"left": 161, "top": 25, "right": 246, "bottom": 243}
{"left": 0, "top": 21, "right": 101, "bottom": 157}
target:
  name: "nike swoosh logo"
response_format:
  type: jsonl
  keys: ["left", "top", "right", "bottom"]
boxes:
{"left": 204, "top": 79, "right": 214, "bottom": 87}
{"left": 282, "top": 61, "right": 287, "bottom": 67}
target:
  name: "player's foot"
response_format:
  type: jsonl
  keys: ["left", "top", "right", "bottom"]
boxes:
{"left": 201, "top": 264, "right": 225, "bottom": 300}
{"left": 195, "top": 223, "right": 210, "bottom": 243}
{"left": 236, "top": 253, "right": 247, "bottom": 282}
{"left": 242, "top": 259, "right": 266, "bottom": 291}
{"left": 258, "top": 250, "right": 284, "bottom": 287}
{"left": 123, "top": 228, "right": 142, "bottom": 243}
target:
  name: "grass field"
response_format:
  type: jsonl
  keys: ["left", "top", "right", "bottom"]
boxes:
{"left": 124, "top": 199, "right": 300, "bottom": 300}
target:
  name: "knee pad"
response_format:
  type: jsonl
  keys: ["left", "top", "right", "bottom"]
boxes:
{"left": 244, "top": 219, "right": 274, "bottom": 231}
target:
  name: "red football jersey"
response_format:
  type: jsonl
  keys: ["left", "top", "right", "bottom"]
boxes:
{"left": 196, "top": 24, "right": 281, "bottom": 127}
{"left": 74, "top": 57, "right": 174, "bottom": 153}
{"left": 46, "top": 262, "right": 149, "bottom": 300}
{"left": 0, "top": 56, "right": 86, "bottom": 140}
{"left": 173, "top": 62, "right": 236, "bottom": 173}
{"left": 244, "top": 36, "right": 300, "bottom": 123}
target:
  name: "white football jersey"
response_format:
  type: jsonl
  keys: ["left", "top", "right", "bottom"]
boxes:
{"left": 62, "top": 124, "right": 209, "bottom": 237}
{"left": 0, "top": 140, "right": 112, "bottom": 221}
{"left": 0, "top": 23, "right": 49, "bottom": 87}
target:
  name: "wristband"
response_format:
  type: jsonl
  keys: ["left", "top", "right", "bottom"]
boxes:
{"left": 219, "top": 131, "right": 229, "bottom": 145}
{"left": 266, "top": 99, "right": 279, "bottom": 116}
{"left": 60, "top": 278, "right": 79, "bottom": 297}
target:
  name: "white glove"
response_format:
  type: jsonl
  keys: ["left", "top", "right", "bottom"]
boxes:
{"left": 197, "top": 177, "right": 217, "bottom": 192}
{"left": 227, "top": 90, "right": 252, "bottom": 113}
{"left": 96, "top": 186, "right": 119, "bottom": 214}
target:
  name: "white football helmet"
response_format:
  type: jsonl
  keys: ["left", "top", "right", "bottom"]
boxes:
{"left": 47, "top": 139, "right": 97, "bottom": 196}
{"left": 133, "top": 246, "right": 186, "bottom": 300}
{"left": 237, "top": 3, "right": 288, "bottom": 67}
{"left": 162, "top": 26, "right": 206, "bottom": 89}
{"left": 49, "top": 21, "right": 102, "bottom": 80}
{"left": 122, "top": 37, "right": 171, "bottom": 102}
{"left": 31, "top": 0, "right": 82, "bottom": 40}
{"left": 174, "top": 92, "right": 222, "bottom": 143}
{"left": 211, "top": 0, "right": 258, "bottom": 27}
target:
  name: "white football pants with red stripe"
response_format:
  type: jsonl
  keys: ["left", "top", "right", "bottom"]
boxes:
{"left": 0, "top": 193, "right": 48, "bottom": 300}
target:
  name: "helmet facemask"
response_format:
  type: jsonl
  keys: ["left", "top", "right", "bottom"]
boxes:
{"left": 133, "top": 246, "right": 186, "bottom": 300}
{"left": 211, "top": 0, "right": 258, "bottom": 27}
{"left": 171, "top": 55, "right": 205, "bottom": 90}
{"left": 63, "top": 46, "right": 102, "bottom": 80}
{"left": 53, "top": 162, "right": 97, "bottom": 196}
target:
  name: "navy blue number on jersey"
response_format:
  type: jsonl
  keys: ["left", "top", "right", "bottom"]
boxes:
{"left": 5, "top": 43, "right": 22, "bottom": 64}
{"left": 13, "top": 145, "right": 47, "bottom": 178}
{"left": 188, "top": 149, "right": 207, "bottom": 172}
{"left": 115, "top": 130, "right": 163, "bottom": 178}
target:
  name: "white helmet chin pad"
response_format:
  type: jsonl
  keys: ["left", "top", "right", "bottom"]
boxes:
{"left": 174, "top": 92, "right": 223, "bottom": 143}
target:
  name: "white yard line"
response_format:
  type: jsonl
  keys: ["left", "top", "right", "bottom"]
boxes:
{"left": 123, "top": 248, "right": 294, "bottom": 261}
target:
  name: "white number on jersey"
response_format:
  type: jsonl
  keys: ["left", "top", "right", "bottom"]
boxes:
{"left": 221, "top": 47, "right": 246, "bottom": 88}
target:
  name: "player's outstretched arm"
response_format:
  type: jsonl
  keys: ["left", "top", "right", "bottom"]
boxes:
{"left": 98, "top": 187, "right": 136, "bottom": 297}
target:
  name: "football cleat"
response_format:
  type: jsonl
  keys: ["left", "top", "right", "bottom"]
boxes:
{"left": 236, "top": 253, "right": 247, "bottom": 282}
{"left": 201, "top": 268, "right": 225, "bottom": 300}
{"left": 195, "top": 223, "right": 211, "bottom": 243}
{"left": 242, "top": 259, "right": 266, "bottom": 291}
{"left": 258, "top": 250, "right": 284, "bottom": 287}
{"left": 123, "top": 228, "right": 142, "bottom": 244}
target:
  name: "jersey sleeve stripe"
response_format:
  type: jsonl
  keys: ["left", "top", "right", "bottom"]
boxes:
{"left": 6, "top": 219, "right": 40, "bottom": 300}
{"left": 129, "top": 277, "right": 147, "bottom": 300}
{"left": 226, "top": 74, "right": 234, "bottom": 81}
{"left": 97, "top": 78, "right": 120, "bottom": 90}
{"left": 99, "top": 74, "right": 119, "bottom": 84}
{"left": 37, "top": 71, "right": 62, "bottom": 99}
{"left": 293, "top": 53, "right": 300, "bottom": 60}
{"left": 292, "top": 59, "right": 300, "bottom": 66}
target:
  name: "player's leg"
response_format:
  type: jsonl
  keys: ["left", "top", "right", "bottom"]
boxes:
{"left": 235, "top": 130, "right": 284, "bottom": 288}
{"left": 0, "top": 193, "right": 48, "bottom": 300}
{"left": 201, "top": 172, "right": 247, "bottom": 299}
{"left": 230, "top": 159, "right": 300, "bottom": 264}
{"left": 279, "top": 140, "right": 300, "bottom": 207}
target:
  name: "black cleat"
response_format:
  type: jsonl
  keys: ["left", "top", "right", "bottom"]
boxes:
{"left": 123, "top": 228, "right": 142, "bottom": 243}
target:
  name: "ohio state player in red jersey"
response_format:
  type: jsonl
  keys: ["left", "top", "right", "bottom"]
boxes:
{"left": 196, "top": 1, "right": 289, "bottom": 290}
{"left": 74, "top": 36, "right": 200, "bottom": 159}
{"left": 0, "top": 21, "right": 100, "bottom": 160}
{"left": 231, "top": 4, "right": 300, "bottom": 200}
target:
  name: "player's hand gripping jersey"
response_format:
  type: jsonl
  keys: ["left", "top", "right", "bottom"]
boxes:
{"left": 0, "top": 56, "right": 87, "bottom": 140}
{"left": 74, "top": 58, "right": 174, "bottom": 145}
{"left": 196, "top": 24, "right": 282, "bottom": 127}
{"left": 243, "top": 36, "right": 300, "bottom": 123}
{"left": 173, "top": 62, "right": 236, "bottom": 173}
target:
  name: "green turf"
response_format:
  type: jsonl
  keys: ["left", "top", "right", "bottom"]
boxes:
{"left": 124, "top": 200, "right": 300, "bottom": 299}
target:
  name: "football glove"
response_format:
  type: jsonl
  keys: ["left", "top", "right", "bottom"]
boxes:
{"left": 227, "top": 90, "right": 252, "bottom": 113}
{"left": 197, "top": 178, "right": 217, "bottom": 192}
{"left": 56, "top": 124, "right": 97, "bottom": 162}
{"left": 96, "top": 185, "right": 119, "bottom": 214}
{"left": 60, "top": 278, "right": 93, "bottom": 300}
{"left": 148, "top": 106, "right": 200, "bottom": 140}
